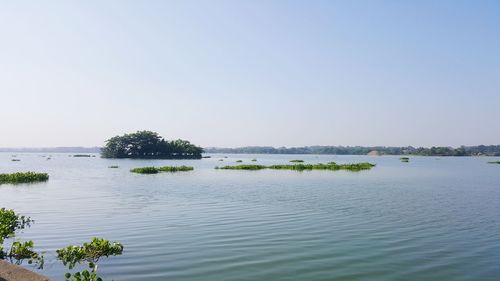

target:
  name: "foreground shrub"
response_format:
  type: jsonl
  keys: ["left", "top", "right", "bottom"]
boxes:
{"left": 8, "top": 240, "right": 44, "bottom": 268}
{"left": 57, "top": 237, "right": 123, "bottom": 281}
{"left": 0, "top": 208, "right": 43, "bottom": 269}
{"left": 2, "top": 209, "right": 124, "bottom": 280}
{"left": 0, "top": 172, "right": 49, "bottom": 184}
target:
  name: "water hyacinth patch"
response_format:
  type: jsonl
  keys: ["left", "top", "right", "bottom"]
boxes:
{"left": 0, "top": 172, "right": 49, "bottom": 184}
{"left": 130, "top": 167, "right": 159, "bottom": 174}
{"left": 216, "top": 164, "right": 267, "bottom": 170}
{"left": 268, "top": 162, "right": 375, "bottom": 171}
{"left": 130, "top": 166, "right": 194, "bottom": 174}
{"left": 216, "top": 162, "right": 375, "bottom": 172}
{"left": 157, "top": 166, "right": 194, "bottom": 172}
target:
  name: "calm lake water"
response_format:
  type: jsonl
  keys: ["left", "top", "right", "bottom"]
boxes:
{"left": 1, "top": 153, "right": 499, "bottom": 281}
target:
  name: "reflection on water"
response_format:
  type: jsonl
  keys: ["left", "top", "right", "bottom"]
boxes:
{"left": 1, "top": 153, "right": 499, "bottom": 280}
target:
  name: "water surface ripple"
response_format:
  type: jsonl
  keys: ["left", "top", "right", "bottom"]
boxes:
{"left": 1, "top": 154, "right": 499, "bottom": 280}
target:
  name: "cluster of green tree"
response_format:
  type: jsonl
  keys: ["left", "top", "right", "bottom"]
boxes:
{"left": 101, "top": 131, "right": 203, "bottom": 159}
{"left": 205, "top": 145, "right": 500, "bottom": 156}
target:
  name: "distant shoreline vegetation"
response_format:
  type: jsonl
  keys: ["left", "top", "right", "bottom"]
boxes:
{"left": 101, "top": 131, "right": 203, "bottom": 159}
{"left": 3, "top": 144, "right": 500, "bottom": 157}
{"left": 216, "top": 162, "right": 375, "bottom": 172}
{"left": 204, "top": 145, "right": 500, "bottom": 156}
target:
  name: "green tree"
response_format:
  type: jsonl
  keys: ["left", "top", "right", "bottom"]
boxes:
{"left": 101, "top": 131, "right": 203, "bottom": 159}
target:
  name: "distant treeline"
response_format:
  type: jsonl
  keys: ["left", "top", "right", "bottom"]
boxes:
{"left": 3, "top": 145, "right": 500, "bottom": 156}
{"left": 0, "top": 147, "right": 101, "bottom": 153}
{"left": 204, "top": 145, "right": 500, "bottom": 156}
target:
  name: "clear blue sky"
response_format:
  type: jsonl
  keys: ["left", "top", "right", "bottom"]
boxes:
{"left": 1, "top": 0, "right": 499, "bottom": 147}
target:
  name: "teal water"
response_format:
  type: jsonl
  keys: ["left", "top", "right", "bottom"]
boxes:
{"left": 1, "top": 153, "right": 499, "bottom": 280}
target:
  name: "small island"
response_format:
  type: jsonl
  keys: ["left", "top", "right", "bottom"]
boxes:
{"left": 488, "top": 161, "right": 500, "bottom": 164}
{"left": 289, "top": 160, "right": 304, "bottom": 163}
{"left": 101, "top": 131, "right": 203, "bottom": 159}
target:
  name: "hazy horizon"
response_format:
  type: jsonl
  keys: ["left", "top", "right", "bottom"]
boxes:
{"left": 1, "top": 142, "right": 500, "bottom": 150}
{"left": 1, "top": 1, "right": 499, "bottom": 148}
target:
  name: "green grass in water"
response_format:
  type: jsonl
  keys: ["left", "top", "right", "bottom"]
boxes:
{"left": 216, "top": 164, "right": 267, "bottom": 170}
{"left": 0, "top": 172, "right": 49, "bottom": 184}
{"left": 108, "top": 165, "right": 119, "bottom": 168}
{"left": 289, "top": 160, "right": 304, "bottom": 163}
{"left": 236, "top": 160, "right": 243, "bottom": 163}
{"left": 130, "top": 167, "right": 158, "bottom": 174}
{"left": 131, "top": 166, "right": 194, "bottom": 174}
{"left": 488, "top": 161, "right": 500, "bottom": 164}
{"left": 216, "top": 162, "right": 375, "bottom": 172}
{"left": 157, "top": 165, "right": 194, "bottom": 172}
